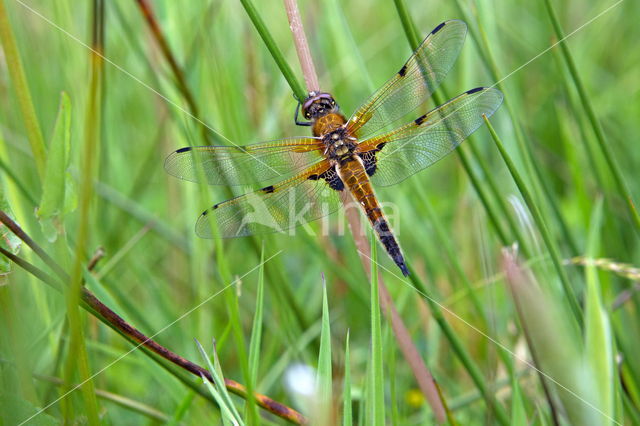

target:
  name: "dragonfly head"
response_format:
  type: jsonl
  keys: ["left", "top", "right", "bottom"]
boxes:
{"left": 301, "top": 92, "right": 339, "bottom": 121}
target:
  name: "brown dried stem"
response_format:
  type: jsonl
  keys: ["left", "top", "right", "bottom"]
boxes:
{"left": 0, "top": 211, "right": 306, "bottom": 425}
{"left": 282, "top": 1, "right": 447, "bottom": 422}
{"left": 283, "top": 0, "right": 319, "bottom": 93}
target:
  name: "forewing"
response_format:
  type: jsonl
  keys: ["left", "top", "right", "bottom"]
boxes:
{"left": 164, "top": 137, "right": 323, "bottom": 185}
{"left": 347, "top": 20, "right": 467, "bottom": 139}
{"left": 196, "top": 161, "right": 343, "bottom": 238}
{"left": 358, "top": 87, "right": 503, "bottom": 187}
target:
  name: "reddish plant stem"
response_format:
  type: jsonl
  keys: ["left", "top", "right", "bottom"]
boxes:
{"left": 283, "top": 0, "right": 319, "bottom": 93}
{"left": 0, "top": 211, "right": 306, "bottom": 425}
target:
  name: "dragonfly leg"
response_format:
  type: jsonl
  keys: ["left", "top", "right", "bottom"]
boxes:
{"left": 294, "top": 100, "right": 312, "bottom": 127}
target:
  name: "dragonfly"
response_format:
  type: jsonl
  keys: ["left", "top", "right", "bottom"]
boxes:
{"left": 165, "top": 20, "right": 503, "bottom": 276}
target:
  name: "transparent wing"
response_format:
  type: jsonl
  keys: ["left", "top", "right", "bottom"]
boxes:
{"left": 357, "top": 87, "right": 503, "bottom": 187}
{"left": 196, "top": 161, "right": 343, "bottom": 238}
{"left": 347, "top": 20, "right": 467, "bottom": 139}
{"left": 164, "top": 137, "right": 324, "bottom": 186}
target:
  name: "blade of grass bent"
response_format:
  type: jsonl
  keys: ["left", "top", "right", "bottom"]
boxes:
{"left": 196, "top": 340, "right": 243, "bottom": 425}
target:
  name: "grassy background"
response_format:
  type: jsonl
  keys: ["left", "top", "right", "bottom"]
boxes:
{"left": 1, "top": 0, "right": 639, "bottom": 424}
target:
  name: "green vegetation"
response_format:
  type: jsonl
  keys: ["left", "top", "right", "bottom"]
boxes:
{"left": 1, "top": 0, "right": 638, "bottom": 424}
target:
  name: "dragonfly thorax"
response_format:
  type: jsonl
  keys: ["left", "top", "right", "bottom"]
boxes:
{"left": 322, "top": 127, "right": 358, "bottom": 161}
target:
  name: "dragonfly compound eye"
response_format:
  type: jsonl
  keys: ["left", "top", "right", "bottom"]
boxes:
{"left": 302, "top": 92, "right": 339, "bottom": 120}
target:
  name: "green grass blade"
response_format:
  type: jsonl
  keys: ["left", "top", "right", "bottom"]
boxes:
{"left": 369, "top": 234, "right": 385, "bottom": 425}
{"left": 584, "top": 198, "right": 615, "bottom": 424}
{"left": 0, "top": 0, "right": 47, "bottom": 181}
{"left": 342, "top": 330, "right": 352, "bottom": 426}
{"left": 222, "top": 288, "right": 251, "bottom": 417}
{"left": 622, "top": 392, "right": 640, "bottom": 425}
{"left": 196, "top": 340, "right": 244, "bottom": 426}
{"left": 542, "top": 0, "right": 640, "bottom": 231}
{"left": 510, "top": 377, "right": 527, "bottom": 425}
{"left": 391, "top": 0, "right": 420, "bottom": 49}
{"left": 387, "top": 332, "right": 399, "bottom": 425}
{"left": 62, "top": 2, "right": 104, "bottom": 422}
{"left": 246, "top": 244, "right": 265, "bottom": 424}
{"left": 316, "top": 276, "right": 333, "bottom": 424}
{"left": 167, "top": 392, "right": 195, "bottom": 426}
{"left": 239, "top": 0, "right": 306, "bottom": 100}
{"left": 37, "top": 92, "right": 75, "bottom": 242}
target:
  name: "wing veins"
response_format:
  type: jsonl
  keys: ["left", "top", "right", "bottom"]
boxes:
{"left": 357, "top": 87, "right": 504, "bottom": 186}
{"left": 164, "top": 137, "right": 323, "bottom": 186}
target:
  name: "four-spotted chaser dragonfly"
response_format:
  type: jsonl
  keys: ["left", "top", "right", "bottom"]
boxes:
{"left": 165, "top": 20, "right": 503, "bottom": 276}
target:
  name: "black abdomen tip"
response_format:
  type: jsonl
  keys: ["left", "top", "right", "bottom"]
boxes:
{"left": 399, "top": 263, "right": 410, "bottom": 277}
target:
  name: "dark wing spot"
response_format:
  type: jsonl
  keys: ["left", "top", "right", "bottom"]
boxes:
{"left": 431, "top": 22, "right": 446, "bottom": 34}
{"left": 360, "top": 151, "right": 377, "bottom": 177}
{"left": 398, "top": 64, "right": 408, "bottom": 77}
{"left": 415, "top": 114, "right": 428, "bottom": 126}
{"left": 202, "top": 208, "right": 211, "bottom": 215}
{"left": 359, "top": 142, "right": 386, "bottom": 177}
{"left": 307, "top": 174, "right": 320, "bottom": 181}
{"left": 329, "top": 177, "right": 345, "bottom": 191}
{"left": 176, "top": 147, "right": 192, "bottom": 153}
{"left": 466, "top": 87, "right": 484, "bottom": 94}
{"left": 318, "top": 167, "right": 344, "bottom": 191}
{"left": 261, "top": 185, "right": 275, "bottom": 193}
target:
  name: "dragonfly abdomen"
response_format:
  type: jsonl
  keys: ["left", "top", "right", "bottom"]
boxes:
{"left": 339, "top": 157, "right": 409, "bottom": 276}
